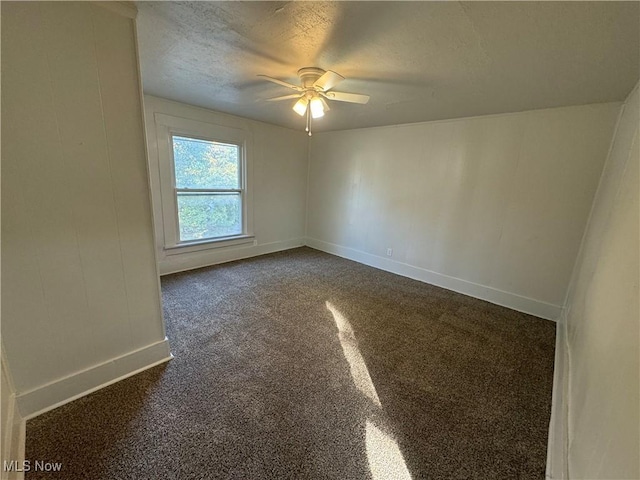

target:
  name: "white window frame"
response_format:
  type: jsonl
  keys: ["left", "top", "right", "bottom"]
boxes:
{"left": 154, "top": 113, "right": 254, "bottom": 254}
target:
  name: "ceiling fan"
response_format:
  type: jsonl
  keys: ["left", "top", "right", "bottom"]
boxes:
{"left": 258, "top": 67, "right": 370, "bottom": 136}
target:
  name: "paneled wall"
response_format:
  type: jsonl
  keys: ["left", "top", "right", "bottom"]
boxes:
{"left": 306, "top": 103, "right": 621, "bottom": 319}
{"left": 1, "top": 2, "right": 170, "bottom": 417}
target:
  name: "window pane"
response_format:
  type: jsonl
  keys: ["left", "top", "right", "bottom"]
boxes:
{"left": 172, "top": 136, "right": 239, "bottom": 189}
{"left": 177, "top": 193, "right": 242, "bottom": 242}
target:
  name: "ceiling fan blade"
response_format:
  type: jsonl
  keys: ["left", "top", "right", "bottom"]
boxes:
{"left": 265, "top": 94, "right": 303, "bottom": 102}
{"left": 323, "top": 91, "right": 370, "bottom": 104}
{"left": 257, "top": 75, "right": 303, "bottom": 91}
{"left": 314, "top": 70, "right": 344, "bottom": 92}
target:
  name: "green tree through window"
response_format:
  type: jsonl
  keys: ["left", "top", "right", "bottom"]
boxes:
{"left": 172, "top": 136, "right": 242, "bottom": 241}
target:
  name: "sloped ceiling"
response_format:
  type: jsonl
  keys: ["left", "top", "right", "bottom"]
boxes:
{"left": 136, "top": 1, "right": 640, "bottom": 132}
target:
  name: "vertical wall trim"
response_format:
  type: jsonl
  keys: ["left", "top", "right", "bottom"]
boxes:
{"left": 563, "top": 313, "right": 571, "bottom": 480}
{"left": 1, "top": 349, "right": 26, "bottom": 480}
{"left": 132, "top": 15, "right": 169, "bottom": 342}
{"left": 546, "top": 317, "right": 568, "bottom": 479}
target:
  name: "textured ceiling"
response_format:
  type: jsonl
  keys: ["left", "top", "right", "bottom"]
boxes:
{"left": 136, "top": 1, "right": 640, "bottom": 132}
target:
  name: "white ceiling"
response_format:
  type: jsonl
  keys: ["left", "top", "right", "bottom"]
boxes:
{"left": 136, "top": 1, "right": 640, "bottom": 132}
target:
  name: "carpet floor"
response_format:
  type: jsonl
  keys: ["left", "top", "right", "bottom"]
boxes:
{"left": 25, "top": 247, "right": 556, "bottom": 479}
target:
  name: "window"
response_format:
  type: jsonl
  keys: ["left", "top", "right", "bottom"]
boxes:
{"left": 155, "top": 113, "right": 253, "bottom": 252}
{"left": 172, "top": 136, "right": 243, "bottom": 242}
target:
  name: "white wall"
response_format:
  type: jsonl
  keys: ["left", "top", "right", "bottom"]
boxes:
{"left": 560, "top": 85, "right": 639, "bottom": 479}
{"left": 1, "top": 2, "right": 170, "bottom": 417}
{"left": 306, "top": 103, "right": 621, "bottom": 319}
{"left": 144, "top": 96, "right": 309, "bottom": 274}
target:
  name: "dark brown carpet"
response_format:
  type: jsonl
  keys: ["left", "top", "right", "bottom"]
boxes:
{"left": 25, "top": 247, "right": 555, "bottom": 479}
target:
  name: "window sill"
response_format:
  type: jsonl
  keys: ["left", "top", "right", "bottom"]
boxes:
{"left": 164, "top": 235, "right": 255, "bottom": 256}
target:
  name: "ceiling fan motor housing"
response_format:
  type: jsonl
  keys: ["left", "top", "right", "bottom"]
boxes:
{"left": 298, "top": 67, "right": 326, "bottom": 89}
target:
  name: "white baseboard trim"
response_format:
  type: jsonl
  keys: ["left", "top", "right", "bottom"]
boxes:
{"left": 159, "top": 237, "right": 305, "bottom": 276}
{"left": 2, "top": 394, "right": 26, "bottom": 480}
{"left": 546, "top": 317, "right": 568, "bottom": 479}
{"left": 16, "top": 338, "right": 172, "bottom": 420}
{"left": 305, "top": 238, "right": 562, "bottom": 321}
{"left": 6, "top": 422, "right": 26, "bottom": 480}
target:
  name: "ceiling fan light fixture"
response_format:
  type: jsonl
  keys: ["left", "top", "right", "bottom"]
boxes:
{"left": 259, "top": 67, "right": 369, "bottom": 133}
{"left": 293, "top": 97, "right": 308, "bottom": 116}
{"left": 310, "top": 96, "right": 325, "bottom": 119}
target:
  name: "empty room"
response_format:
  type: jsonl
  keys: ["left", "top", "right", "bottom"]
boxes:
{"left": 1, "top": 1, "right": 638, "bottom": 479}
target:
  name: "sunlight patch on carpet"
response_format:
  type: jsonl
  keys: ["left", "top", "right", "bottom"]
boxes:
{"left": 326, "top": 301, "right": 381, "bottom": 407}
{"left": 366, "top": 420, "right": 412, "bottom": 480}
{"left": 326, "top": 301, "right": 413, "bottom": 479}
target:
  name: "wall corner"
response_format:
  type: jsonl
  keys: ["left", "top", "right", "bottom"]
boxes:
{"left": 546, "top": 309, "right": 569, "bottom": 479}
